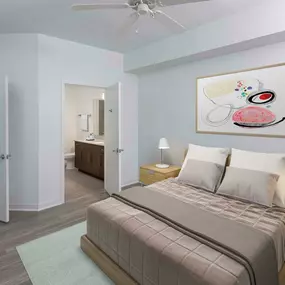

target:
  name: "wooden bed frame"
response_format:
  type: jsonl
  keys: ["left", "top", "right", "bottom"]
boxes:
{"left": 81, "top": 234, "right": 285, "bottom": 285}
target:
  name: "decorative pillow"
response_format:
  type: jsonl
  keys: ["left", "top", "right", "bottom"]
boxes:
{"left": 182, "top": 143, "right": 230, "bottom": 171}
{"left": 177, "top": 159, "right": 225, "bottom": 192}
{"left": 230, "top": 148, "right": 285, "bottom": 207}
{"left": 217, "top": 167, "right": 279, "bottom": 207}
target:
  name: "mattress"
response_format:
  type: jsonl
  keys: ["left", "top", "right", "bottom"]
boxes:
{"left": 87, "top": 178, "right": 285, "bottom": 285}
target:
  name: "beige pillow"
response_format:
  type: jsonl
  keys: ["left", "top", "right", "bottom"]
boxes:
{"left": 178, "top": 159, "right": 225, "bottom": 192}
{"left": 230, "top": 148, "right": 285, "bottom": 207}
{"left": 217, "top": 167, "right": 279, "bottom": 207}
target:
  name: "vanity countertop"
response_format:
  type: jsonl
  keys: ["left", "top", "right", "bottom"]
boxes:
{"left": 75, "top": 140, "right": 104, "bottom": 146}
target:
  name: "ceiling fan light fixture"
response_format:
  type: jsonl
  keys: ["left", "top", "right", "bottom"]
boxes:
{"left": 71, "top": 0, "right": 203, "bottom": 36}
{"left": 137, "top": 3, "right": 149, "bottom": 15}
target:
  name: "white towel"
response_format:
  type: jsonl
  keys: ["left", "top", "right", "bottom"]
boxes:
{"left": 80, "top": 115, "right": 89, "bottom": 132}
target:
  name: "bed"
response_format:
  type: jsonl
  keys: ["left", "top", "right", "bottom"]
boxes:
{"left": 81, "top": 178, "right": 285, "bottom": 285}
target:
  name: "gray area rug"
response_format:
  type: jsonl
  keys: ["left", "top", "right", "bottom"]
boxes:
{"left": 17, "top": 222, "right": 113, "bottom": 285}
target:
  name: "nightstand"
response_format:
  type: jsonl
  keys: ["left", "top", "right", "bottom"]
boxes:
{"left": 140, "top": 164, "right": 181, "bottom": 186}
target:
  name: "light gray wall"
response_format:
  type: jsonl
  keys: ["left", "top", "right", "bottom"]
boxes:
{"left": 0, "top": 34, "right": 39, "bottom": 209}
{"left": 0, "top": 34, "right": 138, "bottom": 211}
{"left": 38, "top": 35, "right": 138, "bottom": 209}
{"left": 138, "top": 41, "right": 285, "bottom": 167}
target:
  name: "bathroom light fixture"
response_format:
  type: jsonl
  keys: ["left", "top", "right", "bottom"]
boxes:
{"left": 102, "top": 92, "right": 105, "bottom": 100}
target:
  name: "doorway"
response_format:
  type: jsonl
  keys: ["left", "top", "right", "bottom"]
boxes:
{"left": 63, "top": 84, "right": 105, "bottom": 201}
{"left": 62, "top": 82, "right": 123, "bottom": 202}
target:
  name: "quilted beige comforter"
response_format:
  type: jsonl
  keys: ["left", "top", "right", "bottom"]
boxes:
{"left": 87, "top": 179, "right": 285, "bottom": 285}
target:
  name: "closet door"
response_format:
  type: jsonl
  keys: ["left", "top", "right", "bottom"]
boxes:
{"left": 104, "top": 82, "right": 122, "bottom": 195}
{"left": 0, "top": 76, "right": 10, "bottom": 223}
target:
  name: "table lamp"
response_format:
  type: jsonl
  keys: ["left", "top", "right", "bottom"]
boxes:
{"left": 156, "top": 138, "right": 170, "bottom": 169}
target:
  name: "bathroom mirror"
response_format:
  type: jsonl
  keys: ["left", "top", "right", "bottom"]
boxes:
{"left": 93, "top": 99, "right": 104, "bottom": 137}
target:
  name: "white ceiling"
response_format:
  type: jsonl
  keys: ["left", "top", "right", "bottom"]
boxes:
{"left": 0, "top": 0, "right": 269, "bottom": 52}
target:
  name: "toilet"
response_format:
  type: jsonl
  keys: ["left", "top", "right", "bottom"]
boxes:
{"left": 65, "top": 153, "right": 75, "bottom": 169}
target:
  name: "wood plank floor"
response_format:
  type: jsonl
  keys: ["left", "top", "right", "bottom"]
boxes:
{"left": 0, "top": 170, "right": 108, "bottom": 285}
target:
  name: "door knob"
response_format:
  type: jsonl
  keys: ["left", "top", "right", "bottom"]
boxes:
{"left": 0, "top": 154, "right": 11, "bottom": 160}
{"left": 113, "top": 148, "right": 124, "bottom": 154}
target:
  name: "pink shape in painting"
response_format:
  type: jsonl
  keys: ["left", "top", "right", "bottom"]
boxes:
{"left": 232, "top": 106, "right": 276, "bottom": 125}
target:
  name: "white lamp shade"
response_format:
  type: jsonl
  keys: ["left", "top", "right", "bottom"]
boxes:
{"left": 158, "top": 138, "right": 170, "bottom": 149}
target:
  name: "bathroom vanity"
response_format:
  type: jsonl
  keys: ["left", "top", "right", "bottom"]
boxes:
{"left": 74, "top": 140, "right": 104, "bottom": 180}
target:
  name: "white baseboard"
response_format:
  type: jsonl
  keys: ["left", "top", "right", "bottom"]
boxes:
{"left": 10, "top": 204, "right": 39, "bottom": 212}
{"left": 10, "top": 199, "right": 64, "bottom": 212}
{"left": 38, "top": 199, "right": 64, "bottom": 211}
{"left": 121, "top": 181, "right": 140, "bottom": 190}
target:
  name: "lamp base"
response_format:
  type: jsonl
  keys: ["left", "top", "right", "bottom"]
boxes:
{"left": 156, "top": 164, "right": 170, "bottom": 169}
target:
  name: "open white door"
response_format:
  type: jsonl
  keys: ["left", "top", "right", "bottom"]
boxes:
{"left": 0, "top": 76, "right": 9, "bottom": 223}
{"left": 104, "top": 82, "right": 123, "bottom": 195}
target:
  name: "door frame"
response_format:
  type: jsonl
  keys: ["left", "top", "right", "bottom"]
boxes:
{"left": 61, "top": 80, "right": 119, "bottom": 202}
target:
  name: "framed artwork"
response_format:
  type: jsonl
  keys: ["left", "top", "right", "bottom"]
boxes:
{"left": 196, "top": 63, "right": 285, "bottom": 138}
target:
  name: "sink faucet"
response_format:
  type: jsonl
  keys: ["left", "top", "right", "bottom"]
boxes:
{"left": 86, "top": 133, "right": 95, "bottom": 141}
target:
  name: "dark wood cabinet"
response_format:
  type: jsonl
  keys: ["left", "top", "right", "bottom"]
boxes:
{"left": 75, "top": 141, "right": 104, "bottom": 180}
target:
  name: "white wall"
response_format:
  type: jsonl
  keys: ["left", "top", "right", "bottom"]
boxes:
{"left": 38, "top": 34, "right": 138, "bottom": 210}
{"left": 0, "top": 33, "right": 139, "bottom": 211}
{"left": 64, "top": 84, "right": 104, "bottom": 153}
{"left": 0, "top": 34, "right": 39, "bottom": 210}
{"left": 138, "top": 41, "right": 285, "bottom": 167}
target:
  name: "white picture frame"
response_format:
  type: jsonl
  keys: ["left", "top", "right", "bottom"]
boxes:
{"left": 196, "top": 63, "right": 285, "bottom": 138}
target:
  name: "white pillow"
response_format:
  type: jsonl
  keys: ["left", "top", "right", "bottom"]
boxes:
{"left": 230, "top": 148, "right": 285, "bottom": 207}
{"left": 182, "top": 144, "right": 230, "bottom": 171}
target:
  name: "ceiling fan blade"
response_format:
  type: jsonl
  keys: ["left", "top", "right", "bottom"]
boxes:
{"left": 154, "top": 10, "right": 186, "bottom": 31}
{"left": 117, "top": 12, "right": 139, "bottom": 35}
{"left": 72, "top": 3, "right": 130, "bottom": 11}
{"left": 157, "top": 0, "right": 209, "bottom": 7}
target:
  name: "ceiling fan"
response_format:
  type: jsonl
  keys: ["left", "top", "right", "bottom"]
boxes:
{"left": 72, "top": 0, "right": 209, "bottom": 34}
